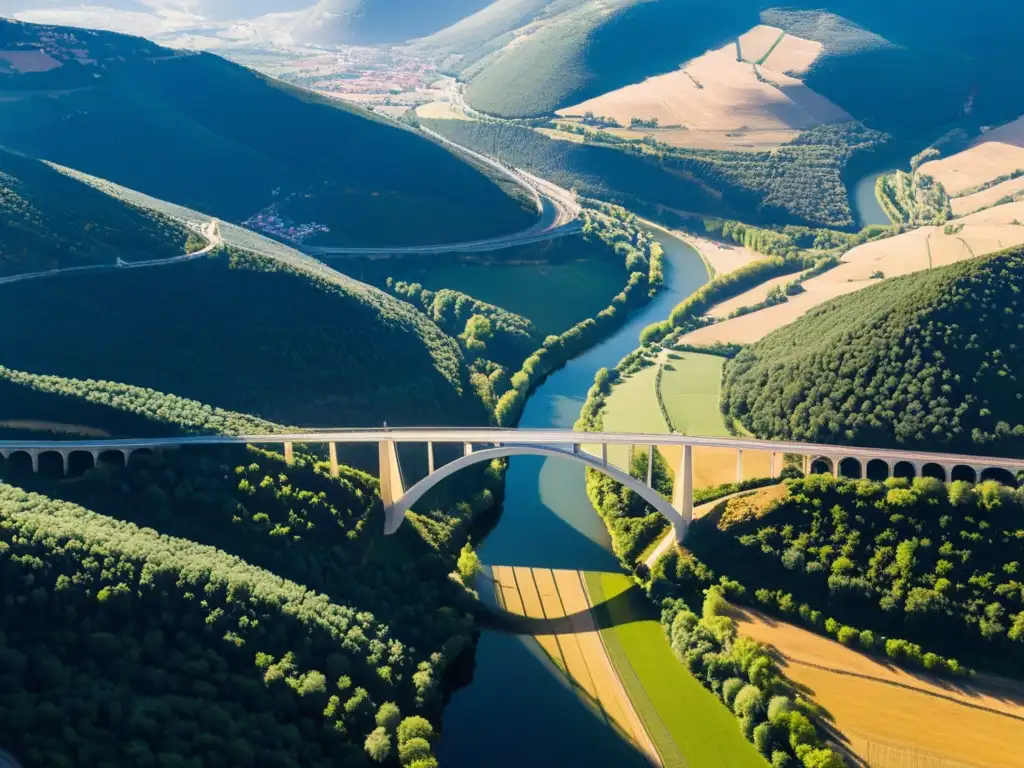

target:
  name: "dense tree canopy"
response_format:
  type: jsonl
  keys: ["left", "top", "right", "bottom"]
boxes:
{"left": 682, "top": 477, "right": 1024, "bottom": 675}
{"left": 722, "top": 249, "right": 1024, "bottom": 456}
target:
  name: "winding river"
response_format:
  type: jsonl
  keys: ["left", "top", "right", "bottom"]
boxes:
{"left": 437, "top": 226, "right": 709, "bottom": 766}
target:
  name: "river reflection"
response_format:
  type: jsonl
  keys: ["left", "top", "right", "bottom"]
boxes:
{"left": 437, "top": 225, "right": 708, "bottom": 767}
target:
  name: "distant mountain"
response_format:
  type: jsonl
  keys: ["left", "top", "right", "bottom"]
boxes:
{"left": 289, "top": 0, "right": 495, "bottom": 45}
{"left": 0, "top": 18, "right": 536, "bottom": 247}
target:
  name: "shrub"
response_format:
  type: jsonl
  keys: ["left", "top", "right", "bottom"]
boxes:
{"left": 722, "top": 677, "right": 746, "bottom": 707}
{"left": 767, "top": 695, "right": 794, "bottom": 723}
{"left": 772, "top": 750, "right": 794, "bottom": 768}
{"left": 397, "top": 716, "right": 435, "bottom": 745}
{"left": 786, "top": 711, "right": 819, "bottom": 750}
{"left": 375, "top": 702, "right": 402, "bottom": 731}
{"left": 836, "top": 626, "right": 859, "bottom": 646}
{"left": 753, "top": 722, "right": 774, "bottom": 755}
{"left": 364, "top": 727, "right": 392, "bottom": 763}
{"left": 398, "top": 737, "right": 433, "bottom": 766}
{"left": 733, "top": 684, "right": 766, "bottom": 719}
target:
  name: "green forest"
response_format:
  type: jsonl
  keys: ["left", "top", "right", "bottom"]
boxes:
{"left": 0, "top": 19, "right": 535, "bottom": 248}
{"left": 0, "top": 148, "right": 192, "bottom": 276}
{"left": 423, "top": 118, "right": 886, "bottom": 229}
{"left": 0, "top": 250, "right": 485, "bottom": 429}
{"left": 677, "top": 477, "right": 1024, "bottom": 676}
{"left": 0, "top": 361, "right": 506, "bottom": 766}
{"left": 722, "top": 248, "right": 1024, "bottom": 456}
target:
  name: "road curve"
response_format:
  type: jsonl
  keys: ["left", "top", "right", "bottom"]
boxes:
{"left": 0, "top": 220, "right": 222, "bottom": 288}
{"left": 304, "top": 124, "right": 582, "bottom": 258}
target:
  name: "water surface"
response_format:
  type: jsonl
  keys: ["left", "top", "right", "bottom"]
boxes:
{"left": 438, "top": 225, "right": 708, "bottom": 766}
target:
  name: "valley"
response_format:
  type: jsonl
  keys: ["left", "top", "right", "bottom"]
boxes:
{"left": 3, "top": 4, "right": 1024, "bottom": 768}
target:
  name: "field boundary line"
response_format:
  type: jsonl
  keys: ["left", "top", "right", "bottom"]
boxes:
{"left": 584, "top": 573, "right": 684, "bottom": 768}
{"left": 782, "top": 659, "right": 1024, "bottom": 722}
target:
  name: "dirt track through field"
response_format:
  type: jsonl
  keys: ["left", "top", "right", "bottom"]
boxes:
{"left": 734, "top": 608, "right": 1024, "bottom": 768}
{"left": 492, "top": 566, "right": 660, "bottom": 765}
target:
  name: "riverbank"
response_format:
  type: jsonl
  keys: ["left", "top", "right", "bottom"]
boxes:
{"left": 437, "top": 223, "right": 711, "bottom": 767}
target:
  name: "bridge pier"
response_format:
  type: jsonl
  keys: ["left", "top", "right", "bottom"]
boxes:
{"left": 284, "top": 442, "right": 294, "bottom": 465}
{"left": 427, "top": 441, "right": 434, "bottom": 475}
{"left": 671, "top": 445, "right": 694, "bottom": 542}
{"left": 464, "top": 442, "right": 473, "bottom": 458}
{"left": 380, "top": 440, "right": 406, "bottom": 535}
{"left": 736, "top": 449, "right": 743, "bottom": 484}
{"left": 647, "top": 445, "right": 654, "bottom": 487}
{"left": 601, "top": 443, "right": 608, "bottom": 467}
{"left": 329, "top": 442, "right": 339, "bottom": 477}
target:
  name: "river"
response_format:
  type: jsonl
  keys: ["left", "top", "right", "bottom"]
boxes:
{"left": 850, "top": 168, "right": 896, "bottom": 228}
{"left": 437, "top": 226, "right": 709, "bottom": 766}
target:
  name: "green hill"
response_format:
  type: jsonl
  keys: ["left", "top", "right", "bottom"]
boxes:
{"left": 449, "top": 0, "right": 1024, "bottom": 138}
{"left": 0, "top": 249, "right": 485, "bottom": 428}
{"left": 0, "top": 18, "right": 535, "bottom": 247}
{"left": 0, "top": 148, "right": 194, "bottom": 276}
{"left": 721, "top": 248, "right": 1024, "bottom": 456}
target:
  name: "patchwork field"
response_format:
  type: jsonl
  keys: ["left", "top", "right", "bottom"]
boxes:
{"left": 680, "top": 218, "right": 1024, "bottom": 346}
{"left": 734, "top": 607, "right": 1024, "bottom": 768}
{"left": 595, "top": 350, "right": 772, "bottom": 488}
{"left": 918, "top": 115, "right": 1024, "bottom": 196}
{"left": 950, "top": 175, "right": 1024, "bottom": 216}
{"left": 680, "top": 232, "right": 765, "bottom": 277}
{"left": 491, "top": 566, "right": 659, "bottom": 765}
{"left": 555, "top": 28, "right": 847, "bottom": 151}
{"left": 707, "top": 274, "right": 793, "bottom": 318}
{"left": 586, "top": 572, "right": 767, "bottom": 768}
{"left": 761, "top": 33, "right": 824, "bottom": 76}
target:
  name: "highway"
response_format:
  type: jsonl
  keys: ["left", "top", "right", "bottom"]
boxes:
{"left": 305, "top": 124, "right": 582, "bottom": 258}
{"left": 0, "top": 220, "right": 222, "bottom": 287}
{"left": 3, "top": 427, "right": 1024, "bottom": 473}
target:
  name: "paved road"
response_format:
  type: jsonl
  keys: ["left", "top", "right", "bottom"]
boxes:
{"left": 644, "top": 490, "right": 750, "bottom": 569}
{"left": 305, "top": 124, "right": 582, "bottom": 258}
{"left": 3, "top": 427, "right": 1023, "bottom": 473}
{"left": 0, "top": 220, "right": 222, "bottom": 287}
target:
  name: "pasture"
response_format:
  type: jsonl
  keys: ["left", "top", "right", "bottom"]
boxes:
{"left": 586, "top": 572, "right": 767, "bottom": 768}
{"left": 735, "top": 608, "right": 1024, "bottom": 768}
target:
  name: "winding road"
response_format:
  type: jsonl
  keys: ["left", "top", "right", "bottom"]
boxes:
{"left": 0, "top": 220, "right": 223, "bottom": 287}
{"left": 305, "top": 124, "right": 581, "bottom": 257}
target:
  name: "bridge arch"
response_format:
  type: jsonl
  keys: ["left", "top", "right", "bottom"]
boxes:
{"left": 384, "top": 444, "right": 689, "bottom": 541}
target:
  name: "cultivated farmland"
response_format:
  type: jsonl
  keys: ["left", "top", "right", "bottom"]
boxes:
{"left": 555, "top": 29, "right": 848, "bottom": 152}
{"left": 918, "top": 115, "right": 1024, "bottom": 196}
{"left": 734, "top": 608, "right": 1024, "bottom": 768}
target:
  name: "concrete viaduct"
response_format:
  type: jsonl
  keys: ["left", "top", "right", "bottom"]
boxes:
{"left": 1, "top": 429, "right": 1022, "bottom": 542}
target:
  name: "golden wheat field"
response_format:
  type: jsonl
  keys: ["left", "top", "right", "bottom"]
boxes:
{"left": 733, "top": 609, "right": 1024, "bottom": 768}
{"left": 918, "top": 115, "right": 1024, "bottom": 195}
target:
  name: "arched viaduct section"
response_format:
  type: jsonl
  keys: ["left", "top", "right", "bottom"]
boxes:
{"left": 382, "top": 443, "right": 690, "bottom": 540}
{"left": 2, "top": 429, "right": 1023, "bottom": 541}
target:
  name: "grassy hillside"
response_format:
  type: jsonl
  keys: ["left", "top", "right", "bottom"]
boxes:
{"left": 0, "top": 250, "right": 486, "bottom": 428}
{"left": 722, "top": 248, "right": 1024, "bottom": 456}
{"left": 0, "top": 19, "right": 535, "bottom": 247}
{"left": 453, "top": 0, "right": 1024, "bottom": 141}
{"left": 0, "top": 148, "right": 193, "bottom": 275}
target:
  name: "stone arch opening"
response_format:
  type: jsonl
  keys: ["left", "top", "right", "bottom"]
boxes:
{"left": 839, "top": 457, "right": 862, "bottom": 479}
{"left": 128, "top": 448, "right": 154, "bottom": 467}
{"left": 4, "top": 451, "right": 33, "bottom": 475}
{"left": 921, "top": 463, "right": 946, "bottom": 481}
{"left": 385, "top": 445, "right": 688, "bottom": 540}
{"left": 865, "top": 459, "right": 890, "bottom": 481}
{"left": 809, "top": 457, "right": 834, "bottom": 475}
{"left": 950, "top": 465, "right": 977, "bottom": 484}
{"left": 69, "top": 451, "right": 96, "bottom": 476}
{"left": 97, "top": 450, "right": 127, "bottom": 469}
{"left": 38, "top": 451, "right": 66, "bottom": 477}
{"left": 980, "top": 467, "right": 1018, "bottom": 487}
{"left": 892, "top": 461, "right": 916, "bottom": 480}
